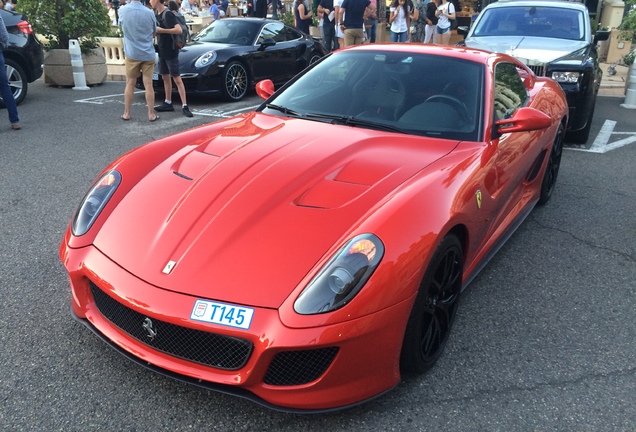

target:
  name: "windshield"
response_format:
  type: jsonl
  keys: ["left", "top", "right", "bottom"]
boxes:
{"left": 193, "top": 19, "right": 258, "bottom": 45}
{"left": 472, "top": 6, "right": 586, "bottom": 41}
{"left": 259, "top": 51, "right": 484, "bottom": 142}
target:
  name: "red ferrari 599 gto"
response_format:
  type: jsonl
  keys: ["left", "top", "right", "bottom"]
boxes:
{"left": 60, "top": 44, "right": 568, "bottom": 411}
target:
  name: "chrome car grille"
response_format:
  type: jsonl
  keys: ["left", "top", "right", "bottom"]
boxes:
{"left": 526, "top": 64, "right": 546, "bottom": 77}
{"left": 89, "top": 281, "right": 253, "bottom": 370}
{"left": 264, "top": 347, "right": 339, "bottom": 386}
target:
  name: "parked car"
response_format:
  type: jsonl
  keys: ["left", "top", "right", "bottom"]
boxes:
{"left": 141, "top": 17, "right": 326, "bottom": 101}
{"left": 61, "top": 44, "right": 568, "bottom": 411}
{"left": 0, "top": 9, "right": 43, "bottom": 107}
{"left": 457, "top": 0, "right": 610, "bottom": 144}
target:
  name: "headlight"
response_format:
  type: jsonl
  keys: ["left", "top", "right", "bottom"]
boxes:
{"left": 551, "top": 71, "right": 580, "bottom": 83}
{"left": 195, "top": 51, "right": 217, "bottom": 68}
{"left": 294, "top": 234, "right": 384, "bottom": 315}
{"left": 72, "top": 170, "right": 121, "bottom": 236}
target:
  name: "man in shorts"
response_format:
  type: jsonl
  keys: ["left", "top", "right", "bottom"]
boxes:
{"left": 339, "top": 0, "right": 375, "bottom": 46}
{"left": 151, "top": 0, "right": 193, "bottom": 117}
{"left": 119, "top": 0, "right": 158, "bottom": 121}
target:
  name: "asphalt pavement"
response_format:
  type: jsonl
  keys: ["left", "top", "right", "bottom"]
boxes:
{"left": 0, "top": 80, "right": 634, "bottom": 431}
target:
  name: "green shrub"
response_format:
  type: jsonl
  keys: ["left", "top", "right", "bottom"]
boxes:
{"left": 17, "top": 0, "right": 113, "bottom": 53}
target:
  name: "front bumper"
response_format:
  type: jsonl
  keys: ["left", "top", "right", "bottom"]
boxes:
{"left": 61, "top": 244, "right": 411, "bottom": 411}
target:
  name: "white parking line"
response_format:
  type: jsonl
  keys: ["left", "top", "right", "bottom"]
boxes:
{"left": 75, "top": 92, "right": 260, "bottom": 117}
{"left": 568, "top": 119, "right": 636, "bottom": 154}
{"left": 75, "top": 92, "right": 129, "bottom": 104}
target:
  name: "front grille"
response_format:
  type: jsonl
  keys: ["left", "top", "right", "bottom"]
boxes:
{"left": 527, "top": 64, "right": 546, "bottom": 77}
{"left": 264, "top": 347, "right": 339, "bottom": 386}
{"left": 89, "top": 281, "right": 253, "bottom": 370}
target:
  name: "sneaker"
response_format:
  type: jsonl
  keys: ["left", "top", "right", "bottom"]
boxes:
{"left": 154, "top": 102, "right": 174, "bottom": 112}
{"left": 182, "top": 105, "right": 193, "bottom": 117}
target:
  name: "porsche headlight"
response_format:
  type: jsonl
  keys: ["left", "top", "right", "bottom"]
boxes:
{"left": 294, "top": 234, "right": 384, "bottom": 315}
{"left": 551, "top": 71, "right": 580, "bottom": 83}
{"left": 195, "top": 51, "right": 217, "bottom": 68}
{"left": 72, "top": 170, "right": 121, "bottom": 236}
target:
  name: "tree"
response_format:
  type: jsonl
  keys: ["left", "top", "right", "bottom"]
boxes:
{"left": 18, "top": 0, "right": 113, "bottom": 53}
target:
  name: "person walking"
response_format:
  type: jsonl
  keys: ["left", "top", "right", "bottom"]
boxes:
{"left": 423, "top": 0, "right": 439, "bottom": 44}
{"left": 410, "top": 0, "right": 427, "bottom": 43}
{"left": 338, "top": 0, "right": 375, "bottom": 47}
{"left": 435, "top": 0, "right": 455, "bottom": 46}
{"left": 209, "top": 0, "right": 220, "bottom": 19}
{"left": 0, "top": 12, "right": 20, "bottom": 130}
{"left": 364, "top": 0, "right": 377, "bottom": 43}
{"left": 318, "top": 0, "right": 338, "bottom": 51}
{"left": 294, "top": 0, "right": 313, "bottom": 34}
{"left": 119, "top": 0, "right": 158, "bottom": 122}
{"left": 389, "top": 0, "right": 413, "bottom": 42}
{"left": 151, "top": 0, "right": 194, "bottom": 117}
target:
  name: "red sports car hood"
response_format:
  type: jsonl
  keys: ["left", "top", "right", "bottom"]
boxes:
{"left": 94, "top": 113, "right": 457, "bottom": 308}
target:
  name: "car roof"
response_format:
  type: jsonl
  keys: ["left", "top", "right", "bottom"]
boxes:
{"left": 482, "top": 0, "right": 589, "bottom": 12}
{"left": 344, "top": 43, "right": 504, "bottom": 66}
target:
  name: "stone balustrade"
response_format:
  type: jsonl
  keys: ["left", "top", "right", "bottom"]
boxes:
{"left": 98, "top": 37, "right": 127, "bottom": 81}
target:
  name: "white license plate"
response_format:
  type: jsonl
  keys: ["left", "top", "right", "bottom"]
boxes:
{"left": 190, "top": 299, "right": 254, "bottom": 330}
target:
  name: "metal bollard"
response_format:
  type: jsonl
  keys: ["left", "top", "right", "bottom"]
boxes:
{"left": 620, "top": 64, "right": 636, "bottom": 109}
{"left": 69, "top": 39, "right": 90, "bottom": 91}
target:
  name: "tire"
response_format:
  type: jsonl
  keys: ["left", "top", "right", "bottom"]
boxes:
{"left": 222, "top": 61, "right": 248, "bottom": 102}
{"left": 566, "top": 104, "right": 594, "bottom": 144}
{"left": 309, "top": 54, "right": 322, "bottom": 65}
{"left": 2, "top": 58, "right": 28, "bottom": 106}
{"left": 538, "top": 122, "right": 565, "bottom": 205}
{"left": 400, "top": 234, "right": 463, "bottom": 374}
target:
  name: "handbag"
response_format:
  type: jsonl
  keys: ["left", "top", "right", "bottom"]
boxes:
{"left": 448, "top": 2, "right": 458, "bottom": 30}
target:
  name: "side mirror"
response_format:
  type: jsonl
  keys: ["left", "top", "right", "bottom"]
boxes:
{"left": 256, "top": 79, "right": 275, "bottom": 100}
{"left": 258, "top": 38, "right": 276, "bottom": 51}
{"left": 594, "top": 30, "right": 610, "bottom": 44}
{"left": 457, "top": 26, "right": 469, "bottom": 37}
{"left": 494, "top": 107, "right": 552, "bottom": 135}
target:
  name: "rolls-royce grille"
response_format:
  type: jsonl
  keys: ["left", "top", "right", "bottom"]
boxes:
{"left": 527, "top": 64, "right": 546, "bottom": 77}
{"left": 264, "top": 347, "right": 339, "bottom": 386}
{"left": 89, "top": 281, "right": 253, "bottom": 370}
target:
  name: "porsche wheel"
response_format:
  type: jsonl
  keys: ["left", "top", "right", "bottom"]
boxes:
{"left": 538, "top": 122, "right": 564, "bottom": 205}
{"left": 2, "top": 59, "right": 27, "bottom": 106}
{"left": 222, "top": 61, "right": 248, "bottom": 102}
{"left": 309, "top": 54, "right": 322, "bottom": 65}
{"left": 401, "top": 234, "right": 463, "bottom": 374}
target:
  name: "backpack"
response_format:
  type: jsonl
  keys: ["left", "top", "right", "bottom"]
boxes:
{"left": 172, "top": 12, "right": 190, "bottom": 50}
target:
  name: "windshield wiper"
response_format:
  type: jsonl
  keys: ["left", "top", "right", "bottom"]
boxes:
{"left": 305, "top": 113, "right": 409, "bottom": 134}
{"left": 265, "top": 104, "right": 302, "bottom": 117}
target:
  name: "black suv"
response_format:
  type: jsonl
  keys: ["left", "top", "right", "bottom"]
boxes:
{"left": 457, "top": 0, "right": 610, "bottom": 144}
{"left": 1, "top": 8, "right": 43, "bottom": 106}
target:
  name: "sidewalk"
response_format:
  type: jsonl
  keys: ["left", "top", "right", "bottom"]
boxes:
{"left": 599, "top": 62, "right": 630, "bottom": 97}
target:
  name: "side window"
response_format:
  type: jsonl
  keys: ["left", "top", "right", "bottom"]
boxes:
{"left": 258, "top": 23, "right": 286, "bottom": 44}
{"left": 285, "top": 27, "right": 303, "bottom": 41}
{"left": 493, "top": 62, "right": 529, "bottom": 120}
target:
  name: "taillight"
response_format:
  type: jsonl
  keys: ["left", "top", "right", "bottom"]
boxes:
{"left": 17, "top": 21, "right": 34, "bottom": 35}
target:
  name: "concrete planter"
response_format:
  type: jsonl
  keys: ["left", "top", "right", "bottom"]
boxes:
{"left": 43, "top": 48, "right": 108, "bottom": 86}
{"left": 309, "top": 26, "right": 321, "bottom": 38}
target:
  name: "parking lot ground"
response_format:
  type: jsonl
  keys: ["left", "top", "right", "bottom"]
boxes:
{"left": 0, "top": 79, "right": 635, "bottom": 431}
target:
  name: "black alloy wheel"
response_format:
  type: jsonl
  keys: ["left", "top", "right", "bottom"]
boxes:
{"left": 3, "top": 59, "right": 27, "bottom": 106}
{"left": 538, "top": 122, "right": 565, "bottom": 205}
{"left": 400, "top": 234, "right": 463, "bottom": 374}
{"left": 309, "top": 54, "right": 322, "bottom": 65}
{"left": 222, "top": 61, "right": 248, "bottom": 102}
